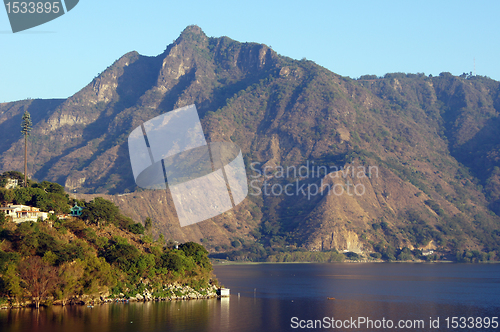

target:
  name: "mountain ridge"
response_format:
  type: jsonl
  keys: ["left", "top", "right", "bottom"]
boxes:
{"left": 1, "top": 25, "right": 500, "bottom": 258}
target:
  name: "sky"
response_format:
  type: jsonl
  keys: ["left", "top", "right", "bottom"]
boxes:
{"left": 1, "top": 0, "right": 499, "bottom": 103}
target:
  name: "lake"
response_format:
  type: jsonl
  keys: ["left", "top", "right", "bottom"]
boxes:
{"left": 1, "top": 263, "right": 499, "bottom": 331}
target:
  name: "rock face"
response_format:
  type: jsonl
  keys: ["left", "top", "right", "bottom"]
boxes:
{"left": 2, "top": 26, "right": 500, "bottom": 254}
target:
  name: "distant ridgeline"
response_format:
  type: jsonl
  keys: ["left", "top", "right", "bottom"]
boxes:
{"left": 1, "top": 26, "right": 500, "bottom": 264}
{"left": 0, "top": 172, "right": 216, "bottom": 308}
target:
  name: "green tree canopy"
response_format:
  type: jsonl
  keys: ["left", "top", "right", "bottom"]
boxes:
{"left": 81, "top": 197, "right": 120, "bottom": 226}
{"left": 179, "top": 242, "right": 211, "bottom": 270}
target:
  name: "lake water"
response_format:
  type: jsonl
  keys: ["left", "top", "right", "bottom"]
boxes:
{"left": 1, "top": 263, "right": 499, "bottom": 331}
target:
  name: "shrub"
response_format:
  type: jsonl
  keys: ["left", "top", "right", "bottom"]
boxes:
{"left": 344, "top": 252, "right": 360, "bottom": 260}
{"left": 127, "top": 223, "right": 145, "bottom": 235}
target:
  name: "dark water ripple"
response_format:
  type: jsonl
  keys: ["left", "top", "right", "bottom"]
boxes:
{"left": 1, "top": 263, "right": 499, "bottom": 332}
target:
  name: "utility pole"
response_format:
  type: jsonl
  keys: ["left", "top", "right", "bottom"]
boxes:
{"left": 21, "top": 110, "right": 32, "bottom": 187}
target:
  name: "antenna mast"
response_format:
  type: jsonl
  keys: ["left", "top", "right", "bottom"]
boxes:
{"left": 474, "top": 57, "right": 476, "bottom": 76}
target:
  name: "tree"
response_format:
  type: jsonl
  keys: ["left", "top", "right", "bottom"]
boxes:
{"left": 127, "top": 222, "right": 144, "bottom": 235}
{"left": 19, "top": 256, "right": 57, "bottom": 308}
{"left": 56, "top": 260, "right": 84, "bottom": 305}
{"left": 20, "top": 110, "right": 32, "bottom": 187}
{"left": 81, "top": 197, "right": 120, "bottom": 227}
{"left": 10, "top": 186, "right": 70, "bottom": 214}
{"left": 103, "top": 241, "right": 141, "bottom": 273}
{"left": 0, "top": 265, "right": 23, "bottom": 300}
{"left": 160, "top": 251, "right": 185, "bottom": 272}
{"left": 144, "top": 217, "right": 152, "bottom": 233}
{"left": 157, "top": 233, "right": 166, "bottom": 246}
{"left": 179, "top": 242, "right": 211, "bottom": 269}
{"left": 0, "top": 188, "right": 14, "bottom": 204}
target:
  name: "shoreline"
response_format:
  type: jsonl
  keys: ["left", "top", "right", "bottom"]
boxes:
{"left": 1, "top": 284, "right": 225, "bottom": 310}
{"left": 210, "top": 259, "right": 500, "bottom": 266}
{"left": 0, "top": 296, "right": 224, "bottom": 310}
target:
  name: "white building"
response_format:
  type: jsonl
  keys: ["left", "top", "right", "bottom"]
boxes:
{"left": 422, "top": 249, "right": 435, "bottom": 256}
{"left": 0, "top": 204, "right": 49, "bottom": 223}
{"left": 5, "top": 178, "right": 18, "bottom": 189}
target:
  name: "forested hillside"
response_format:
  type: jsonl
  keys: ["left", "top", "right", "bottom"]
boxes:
{"left": 0, "top": 176, "right": 215, "bottom": 308}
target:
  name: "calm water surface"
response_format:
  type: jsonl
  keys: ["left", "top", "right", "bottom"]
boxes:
{"left": 1, "top": 263, "right": 499, "bottom": 331}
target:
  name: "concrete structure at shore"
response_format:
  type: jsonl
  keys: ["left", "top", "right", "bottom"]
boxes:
{"left": 217, "top": 288, "right": 230, "bottom": 297}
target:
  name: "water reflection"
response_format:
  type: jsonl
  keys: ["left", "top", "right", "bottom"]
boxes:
{"left": 219, "top": 297, "right": 230, "bottom": 330}
{"left": 1, "top": 263, "right": 499, "bottom": 332}
{"left": 0, "top": 300, "right": 220, "bottom": 332}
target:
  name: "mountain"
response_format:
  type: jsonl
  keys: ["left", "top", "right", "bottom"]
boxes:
{"left": 1, "top": 25, "right": 500, "bottom": 259}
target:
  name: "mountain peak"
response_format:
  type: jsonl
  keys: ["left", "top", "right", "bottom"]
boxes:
{"left": 173, "top": 25, "right": 208, "bottom": 48}
{"left": 181, "top": 25, "right": 205, "bottom": 36}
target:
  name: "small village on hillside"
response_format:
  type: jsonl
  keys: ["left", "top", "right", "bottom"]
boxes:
{"left": 0, "top": 176, "right": 82, "bottom": 223}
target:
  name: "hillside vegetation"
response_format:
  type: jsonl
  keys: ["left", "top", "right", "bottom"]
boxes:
{"left": 0, "top": 177, "right": 215, "bottom": 308}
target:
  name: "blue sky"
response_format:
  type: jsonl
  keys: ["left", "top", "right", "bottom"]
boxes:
{"left": 1, "top": 0, "right": 499, "bottom": 103}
